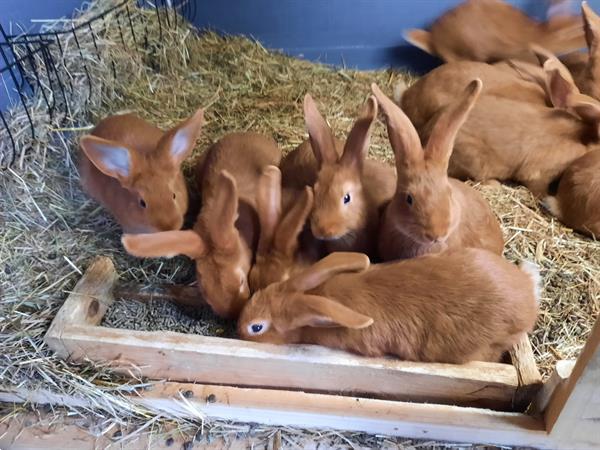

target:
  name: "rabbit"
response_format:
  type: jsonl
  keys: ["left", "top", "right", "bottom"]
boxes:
{"left": 279, "top": 94, "right": 396, "bottom": 258}
{"left": 398, "top": 60, "right": 550, "bottom": 132}
{"left": 404, "top": 0, "right": 584, "bottom": 64}
{"left": 559, "top": 2, "right": 600, "bottom": 101}
{"left": 238, "top": 250, "right": 540, "bottom": 364}
{"left": 543, "top": 150, "right": 600, "bottom": 238}
{"left": 399, "top": 48, "right": 600, "bottom": 198}
{"left": 371, "top": 81, "right": 504, "bottom": 260}
{"left": 78, "top": 108, "right": 204, "bottom": 233}
{"left": 122, "top": 132, "right": 282, "bottom": 319}
{"left": 249, "top": 165, "right": 322, "bottom": 291}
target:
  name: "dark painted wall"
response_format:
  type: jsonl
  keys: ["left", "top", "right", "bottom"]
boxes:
{"left": 191, "top": 0, "right": 593, "bottom": 71}
{"left": 0, "top": 0, "right": 85, "bottom": 109}
{"left": 2, "top": 0, "right": 600, "bottom": 111}
{"left": 0, "top": 0, "right": 86, "bottom": 34}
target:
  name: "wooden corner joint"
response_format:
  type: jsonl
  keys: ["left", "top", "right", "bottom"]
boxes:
{"left": 43, "top": 256, "right": 118, "bottom": 359}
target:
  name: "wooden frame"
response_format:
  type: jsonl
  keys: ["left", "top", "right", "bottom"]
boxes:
{"left": 2, "top": 256, "right": 598, "bottom": 449}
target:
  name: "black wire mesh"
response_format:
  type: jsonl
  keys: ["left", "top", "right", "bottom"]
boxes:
{"left": 0, "top": 0, "right": 197, "bottom": 169}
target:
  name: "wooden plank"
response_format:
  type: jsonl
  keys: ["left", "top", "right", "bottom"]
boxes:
{"left": 132, "top": 382, "right": 553, "bottom": 449}
{"left": 0, "top": 383, "right": 552, "bottom": 449}
{"left": 113, "top": 282, "right": 203, "bottom": 308}
{"left": 508, "top": 333, "right": 543, "bottom": 411}
{"left": 544, "top": 316, "right": 600, "bottom": 450}
{"left": 53, "top": 323, "right": 521, "bottom": 410}
{"left": 43, "top": 256, "right": 118, "bottom": 359}
{"left": 532, "top": 359, "right": 576, "bottom": 415}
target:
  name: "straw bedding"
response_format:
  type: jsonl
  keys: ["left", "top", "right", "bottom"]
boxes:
{"left": 0, "top": 0, "right": 598, "bottom": 447}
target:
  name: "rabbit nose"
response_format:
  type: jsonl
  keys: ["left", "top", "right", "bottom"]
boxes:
{"left": 312, "top": 222, "right": 340, "bottom": 239}
{"left": 424, "top": 232, "right": 441, "bottom": 243}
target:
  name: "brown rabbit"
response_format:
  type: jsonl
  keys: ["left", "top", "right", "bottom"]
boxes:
{"left": 280, "top": 94, "right": 396, "bottom": 257}
{"left": 543, "top": 150, "right": 600, "bottom": 237}
{"left": 560, "top": 2, "right": 600, "bottom": 101}
{"left": 79, "top": 108, "right": 204, "bottom": 233}
{"left": 249, "top": 165, "right": 322, "bottom": 291}
{"left": 238, "top": 250, "right": 540, "bottom": 364}
{"left": 122, "top": 132, "right": 281, "bottom": 319}
{"left": 371, "top": 81, "right": 504, "bottom": 259}
{"left": 399, "top": 50, "right": 600, "bottom": 197}
{"left": 405, "top": 0, "right": 584, "bottom": 64}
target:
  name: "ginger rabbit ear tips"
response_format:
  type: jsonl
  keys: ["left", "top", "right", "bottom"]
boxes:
{"left": 303, "top": 93, "right": 315, "bottom": 110}
{"left": 261, "top": 164, "right": 281, "bottom": 179}
{"left": 468, "top": 78, "right": 483, "bottom": 94}
{"left": 370, "top": 83, "right": 382, "bottom": 96}
{"left": 529, "top": 44, "right": 555, "bottom": 66}
{"left": 366, "top": 95, "right": 378, "bottom": 113}
{"left": 121, "top": 234, "right": 132, "bottom": 249}
{"left": 357, "top": 316, "right": 375, "bottom": 329}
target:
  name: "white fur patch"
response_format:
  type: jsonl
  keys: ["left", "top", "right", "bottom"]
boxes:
{"left": 236, "top": 266, "right": 247, "bottom": 294}
{"left": 541, "top": 196, "right": 562, "bottom": 219}
{"left": 393, "top": 79, "right": 408, "bottom": 104}
{"left": 519, "top": 261, "right": 542, "bottom": 305}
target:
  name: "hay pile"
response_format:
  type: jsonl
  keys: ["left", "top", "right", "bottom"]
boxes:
{"left": 0, "top": 0, "right": 598, "bottom": 447}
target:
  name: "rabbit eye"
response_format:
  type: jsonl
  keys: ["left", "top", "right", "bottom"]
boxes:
{"left": 139, "top": 199, "right": 147, "bottom": 208}
{"left": 406, "top": 194, "right": 413, "bottom": 206}
{"left": 247, "top": 321, "right": 269, "bottom": 336}
{"left": 343, "top": 193, "right": 351, "bottom": 204}
{"left": 172, "top": 193, "right": 176, "bottom": 200}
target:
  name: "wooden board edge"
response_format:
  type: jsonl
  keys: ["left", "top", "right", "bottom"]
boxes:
{"left": 43, "top": 256, "right": 118, "bottom": 359}
{"left": 0, "top": 382, "right": 556, "bottom": 449}
{"left": 544, "top": 315, "right": 600, "bottom": 443}
{"left": 532, "top": 359, "right": 576, "bottom": 415}
{"left": 57, "top": 322, "right": 522, "bottom": 409}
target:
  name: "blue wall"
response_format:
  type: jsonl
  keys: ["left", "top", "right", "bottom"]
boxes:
{"left": 192, "top": 0, "right": 593, "bottom": 71}
{"left": 0, "top": 0, "right": 85, "bottom": 110}
{"left": 0, "top": 0, "right": 85, "bottom": 34}
{"left": 2, "top": 0, "right": 599, "bottom": 111}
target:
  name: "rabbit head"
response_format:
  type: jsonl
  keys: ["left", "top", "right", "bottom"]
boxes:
{"left": 531, "top": 44, "right": 600, "bottom": 137}
{"left": 303, "top": 94, "right": 378, "bottom": 242}
{"left": 122, "top": 170, "right": 251, "bottom": 319}
{"left": 371, "top": 80, "right": 482, "bottom": 245}
{"left": 239, "top": 252, "right": 372, "bottom": 344}
{"left": 249, "top": 165, "right": 314, "bottom": 291}
{"left": 80, "top": 108, "right": 204, "bottom": 233}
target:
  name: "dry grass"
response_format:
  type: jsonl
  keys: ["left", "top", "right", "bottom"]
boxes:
{"left": 0, "top": 0, "right": 598, "bottom": 447}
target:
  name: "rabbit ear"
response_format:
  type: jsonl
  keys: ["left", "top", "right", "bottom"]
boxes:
{"left": 273, "top": 186, "right": 314, "bottom": 257}
{"left": 568, "top": 94, "right": 600, "bottom": 124}
{"left": 282, "top": 252, "right": 369, "bottom": 292}
{"left": 80, "top": 135, "right": 134, "bottom": 181}
{"left": 278, "top": 294, "right": 373, "bottom": 331}
{"left": 122, "top": 230, "right": 205, "bottom": 259}
{"left": 540, "top": 53, "right": 579, "bottom": 108}
{"left": 403, "top": 29, "right": 434, "bottom": 55}
{"left": 340, "top": 96, "right": 377, "bottom": 171}
{"left": 163, "top": 107, "right": 205, "bottom": 166}
{"left": 303, "top": 94, "right": 338, "bottom": 166}
{"left": 424, "top": 79, "right": 482, "bottom": 168}
{"left": 256, "top": 165, "right": 282, "bottom": 255}
{"left": 371, "top": 83, "right": 423, "bottom": 169}
{"left": 582, "top": 2, "right": 600, "bottom": 51}
{"left": 203, "top": 170, "right": 240, "bottom": 248}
